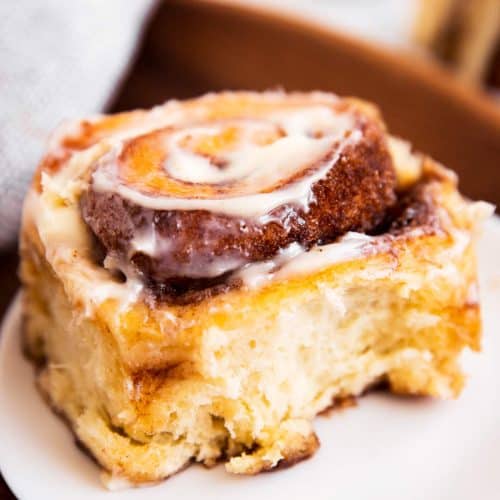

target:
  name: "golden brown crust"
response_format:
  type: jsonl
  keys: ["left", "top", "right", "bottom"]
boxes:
{"left": 256, "top": 432, "right": 320, "bottom": 474}
{"left": 33, "top": 112, "right": 149, "bottom": 192}
{"left": 318, "top": 395, "right": 359, "bottom": 417}
{"left": 271, "top": 433, "right": 320, "bottom": 472}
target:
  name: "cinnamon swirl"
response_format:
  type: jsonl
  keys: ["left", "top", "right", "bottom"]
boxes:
{"left": 20, "top": 91, "right": 491, "bottom": 488}
{"left": 77, "top": 93, "right": 396, "bottom": 298}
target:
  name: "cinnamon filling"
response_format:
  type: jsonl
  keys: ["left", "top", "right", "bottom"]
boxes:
{"left": 37, "top": 92, "right": 424, "bottom": 304}
{"left": 79, "top": 95, "right": 398, "bottom": 299}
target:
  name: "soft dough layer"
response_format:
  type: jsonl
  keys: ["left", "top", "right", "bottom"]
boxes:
{"left": 19, "top": 91, "right": 490, "bottom": 488}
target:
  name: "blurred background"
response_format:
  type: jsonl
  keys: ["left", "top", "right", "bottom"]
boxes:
{"left": 246, "top": 0, "right": 500, "bottom": 89}
{"left": 0, "top": 1, "right": 499, "bottom": 496}
{"left": 113, "top": 0, "right": 500, "bottom": 104}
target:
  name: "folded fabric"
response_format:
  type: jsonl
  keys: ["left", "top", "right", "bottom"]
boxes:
{"left": 0, "top": 0, "right": 156, "bottom": 249}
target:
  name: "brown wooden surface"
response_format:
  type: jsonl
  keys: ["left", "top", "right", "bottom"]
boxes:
{"left": 1, "top": 0, "right": 499, "bottom": 496}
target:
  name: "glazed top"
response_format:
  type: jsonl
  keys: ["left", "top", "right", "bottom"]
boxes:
{"left": 36, "top": 91, "right": 397, "bottom": 299}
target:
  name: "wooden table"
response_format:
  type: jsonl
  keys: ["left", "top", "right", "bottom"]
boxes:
{"left": 1, "top": 1, "right": 499, "bottom": 496}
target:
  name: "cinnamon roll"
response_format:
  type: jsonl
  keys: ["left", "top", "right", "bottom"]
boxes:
{"left": 20, "top": 91, "right": 491, "bottom": 487}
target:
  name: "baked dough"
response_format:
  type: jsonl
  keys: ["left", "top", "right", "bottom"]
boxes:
{"left": 20, "top": 91, "right": 491, "bottom": 487}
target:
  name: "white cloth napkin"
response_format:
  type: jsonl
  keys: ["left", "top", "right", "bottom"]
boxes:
{"left": 0, "top": 0, "right": 156, "bottom": 249}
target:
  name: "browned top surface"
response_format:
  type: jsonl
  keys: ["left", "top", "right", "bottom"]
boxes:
{"left": 1, "top": 0, "right": 499, "bottom": 495}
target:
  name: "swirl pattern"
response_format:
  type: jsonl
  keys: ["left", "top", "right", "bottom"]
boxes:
{"left": 74, "top": 92, "right": 397, "bottom": 295}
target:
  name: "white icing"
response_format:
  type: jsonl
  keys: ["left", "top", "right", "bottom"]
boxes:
{"left": 275, "top": 232, "right": 374, "bottom": 280}
{"left": 93, "top": 128, "right": 361, "bottom": 218}
{"left": 129, "top": 223, "right": 168, "bottom": 256}
{"left": 164, "top": 108, "right": 352, "bottom": 187}
{"left": 92, "top": 105, "right": 361, "bottom": 219}
{"left": 85, "top": 277, "right": 143, "bottom": 315}
{"left": 236, "top": 232, "right": 374, "bottom": 288}
{"left": 235, "top": 242, "right": 305, "bottom": 288}
{"left": 24, "top": 190, "right": 144, "bottom": 314}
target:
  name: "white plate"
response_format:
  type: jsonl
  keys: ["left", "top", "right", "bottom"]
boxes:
{"left": 1, "top": 218, "right": 500, "bottom": 500}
